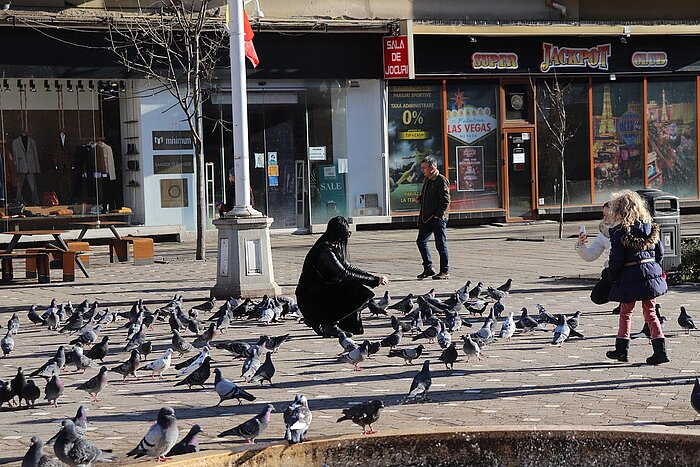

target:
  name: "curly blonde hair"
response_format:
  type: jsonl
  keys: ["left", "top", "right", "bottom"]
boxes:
{"left": 608, "top": 190, "right": 652, "bottom": 229}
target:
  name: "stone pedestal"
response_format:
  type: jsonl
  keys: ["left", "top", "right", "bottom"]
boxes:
{"left": 210, "top": 216, "right": 281, "bottom": 299}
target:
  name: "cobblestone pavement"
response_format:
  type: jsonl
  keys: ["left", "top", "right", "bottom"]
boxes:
{"left": 0, "top": 220, "right": 699, "bottom": 465}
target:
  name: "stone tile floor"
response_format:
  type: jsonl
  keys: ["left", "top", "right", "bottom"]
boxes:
{"left": 0, "top": 221, "right": 699, "bottom": 465}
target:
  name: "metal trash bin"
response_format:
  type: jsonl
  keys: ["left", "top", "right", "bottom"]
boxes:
{"left": 636, "top": 189, "right": 681, "bottom": 271}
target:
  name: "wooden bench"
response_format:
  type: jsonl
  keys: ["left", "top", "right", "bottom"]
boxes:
{"left": 67, "top": 241, "right": 91, "bottom": 269}
{"left": 109, "top": 236, "right": 154, "bottom": 265}
{"left": 0, "top": 252, "right": 51, "bottom": 283}
{"left": 26, "top": 248, "right": 90, "bottom": 282}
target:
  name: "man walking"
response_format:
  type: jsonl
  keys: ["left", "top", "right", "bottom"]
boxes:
{"left": 415, "top": 156, "right": 450, "bottom": 280}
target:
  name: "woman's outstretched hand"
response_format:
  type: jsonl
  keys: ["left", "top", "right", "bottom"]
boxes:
{"left": 378, "top": 275, "right": 389, "bottom": 286}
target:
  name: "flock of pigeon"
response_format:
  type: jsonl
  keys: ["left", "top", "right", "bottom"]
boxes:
{"left": 0, "top": 275, "right": 698, "bottom": 466}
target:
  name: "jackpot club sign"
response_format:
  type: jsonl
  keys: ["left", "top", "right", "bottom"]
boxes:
{"left": 540, "top": 42, "right": 612, "bottom": 72}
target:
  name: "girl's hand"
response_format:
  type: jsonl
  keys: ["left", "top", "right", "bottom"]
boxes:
{"left": 577, "top": 232, "right": 587, "bottom": 246}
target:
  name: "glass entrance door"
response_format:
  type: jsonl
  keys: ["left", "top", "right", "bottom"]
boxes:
{"left": 505, "top": 129, "right": 534, "bottom": 219}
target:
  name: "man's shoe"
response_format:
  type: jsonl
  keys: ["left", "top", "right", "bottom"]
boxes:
{"left": 432, "top": 271, "right": 450, "bottom": 280}
{"left": 417, "top": 268, "right": 437, "bottom": 279}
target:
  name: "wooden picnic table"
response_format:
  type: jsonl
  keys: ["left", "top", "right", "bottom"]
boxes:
{"left": 74, "top": 221, "right": 128, "bottom": 241}
{"left": 1, "top": 229, "right": 89, "bottom": 278}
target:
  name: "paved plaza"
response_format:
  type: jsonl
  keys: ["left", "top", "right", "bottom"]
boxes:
{"left": 1, "top": 219, "right": 699, "bottom": 465}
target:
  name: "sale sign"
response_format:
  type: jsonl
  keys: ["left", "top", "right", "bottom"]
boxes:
{"left": 383, "top": 35, "right": 410, "bottom": 79}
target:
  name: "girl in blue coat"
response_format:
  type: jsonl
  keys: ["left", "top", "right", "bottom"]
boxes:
{"left": 605, "top": 190, "right": 669, "bottom": 365}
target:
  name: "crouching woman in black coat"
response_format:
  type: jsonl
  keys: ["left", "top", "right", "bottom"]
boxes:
{"left": 296, "top": 216, "right": 388, "bottom": 337}
{"left": 605, "top": 190, "right": 668, "bottom": 365}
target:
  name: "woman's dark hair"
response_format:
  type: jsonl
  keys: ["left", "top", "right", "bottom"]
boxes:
{"left": 318, "top": 216, "right": 351, "bottom": 258}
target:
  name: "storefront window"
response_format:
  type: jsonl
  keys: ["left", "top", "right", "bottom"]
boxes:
{"left": 592, "top": 81, "right": 644, "bottom": 201}
{"left": 646, "top": 79, "right": 698, "bottom": 198}
{"left": 387, "top": 83, "right": 444, "bottom": 214}
{"left": 445, "top": 83, "right": 500, "bottom": 210}
{"left": 536, "top": 79, "right": 591, "bottom": 206}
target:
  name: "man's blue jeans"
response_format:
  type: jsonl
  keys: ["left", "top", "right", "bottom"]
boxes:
{"left": 416, "top": 218, "right": 448, "bottom": 273}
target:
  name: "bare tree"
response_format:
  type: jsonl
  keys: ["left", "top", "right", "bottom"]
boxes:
{"left": 533, "top": 75, "right": 578, "bottom": 239}
{"left": 108, "top": 1, "right": 228, "bottom": 260}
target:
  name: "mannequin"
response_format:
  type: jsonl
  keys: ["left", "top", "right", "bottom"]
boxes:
{"left": 12, "top": 129, "right": 40, "bottom": 204}
{"left": 51, "top": 128, "right": 73, "bottom": 204}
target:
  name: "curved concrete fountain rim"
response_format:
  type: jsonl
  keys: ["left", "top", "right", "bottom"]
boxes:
{"left": 150, "top": 425, "right": 700, "bottom": 467}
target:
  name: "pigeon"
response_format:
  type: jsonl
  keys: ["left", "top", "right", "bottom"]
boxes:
{"left": 84, "top": 336, "right": 110, "bottom": 363}
{"left": 691, "top": 377, "right": 700, "bottom": 416}
{"left": 284, "top": 394, "right": 312, "bottom": 444}
{"left": 166, "top": 424, "right": 203, "bottom": 457}
{"left": 405, "top": 360, "right": 432, "bottom": 403}
{"left": 71, "top": 343, "right": 98, "bottom": 373}
{"left": 265, "top": 334, "right": 290, "bottom": 353}
{"left": 516, "top": 307, "right": 539, "bottom": 332}
{"left": 44, "top": 375, "right": 64, "bottom": 407}
{"left": 499, "top": 311, "right": 516, "bottom": 341}
{"left": 126, "top": 406, "right": 179, "bottom": 462}
{"left": 71, "top": 405, "right": 89, "bottom": 437}
{"left": 218, "top": 404, "right": 274, "bottom": 443}
{"left": 338, "top": 340, "right": 369, "bottom": 371}
{"left": 536, "top": 304, "right": 559, "bottom": 326}
{"left": 110, "top": 350, "right": 139, "bottom": 381}
{"left": 461, "top": 334, "right": 481, "bottom": 362}
{"left": 250, "top": 352, "right": 276, "bottom": 386}
{"left": 390, "top": 315, "right": 412, "bottom": 334}
{"left": 493, "top": 298, "right": 505, "bottom": 318}
{"left": 387, "top": 344, "right": 424, "bottom": 365}
{"left": 377, "top": 291, "right": 391, "bottom": 309}
{"left": 21, "top": 379, "right": 41, "bottom": 408}
{"left": 11, "top": 367, "right": 26, "bottom": 405}
{"left": 412, "top": 324, "right": 438, "bottom": 343}
{"left": 214, "top": 311, "right": 231, "bottom": 333}
{"left": 31, "top": 360, "right": 61, "bottom": 381}
{"left": 27, "top": 305, "right": 45, "bottom": 325}
{"left": 187, "top": 317, "right": 205, "bottom": 335}
{"left": 437, "top": 321, "right": 451, "bottom": 349}
{"left": 484, "top": 287, "right": 507, "bottom": 300}
{"left": 171, "top": 330, "right": 193, "bottom": 357}
{"left": 338, "top": 331, "right": 358, "bottom": 353}
{"left": 567, "top": 311, "right": 582, "bottom": 331}
{"left": 466, "top": 301, "right": 488, "bottom": 316}
{"left": 388, "top": 293, "right": 414, "bottom": 314}
{"left": 8, "top": 312, "right": 20, "bottom": 334}
{"left": 124, "top": 323, "right": 147, "bottom": 352}
{"left": 551, "top": 314, "right": 571, "bottom": 346}
{"left": 366, "top": 341, "right": 381, "bottom": 359}
{"left": 455, "top": 281, "right": 471, "bottom": 302}
{"left": 366, "top": 299, "right": 388, "bottom": 318}
{"left": 475, "top": 316, "right": 494, "bottom": 340}
{"left": 215, "top": 340, "right": 252, "bottom": 358}
{"left": 142, "top": 348, "right": 173, "bottom": 378}
{"left": 70, "top": 324, "right": 102, "bottom": 347}
{"left": 468, "top": 281, "right": 483, "bottom": 299}
{"left": 191, "top": 297, "right": 216, "bottom": 312}
{"left": 76, "top": 366, "right": 109, "bottom": 402}
{"left": 439, "top": 343, "right": 459, "bottom": 370}
{"left": 176, "top": 347, "right": 210, "bottom": 378}
{"left": 22, "top": 436, "right": 63, "bottom": 467}
{"left": 0, "top": 379, "right": 13, "bottom": 408}
{"left": 379, "top": 328, "right": 402, "bottom": 349}
{"left": 49, "top": 419, "right": 116, "bottom": 466}
{"left": 45, "top": 310, "right": 60, "bottom": 331}
{"left": 169, "top": 312, "right": 186, "bottom": 332}
{"left": 175, "top": 356, "right": 212, "bottom": 389}
{"left": 1, "top": 330, "right": 14, "bottom": 356}
{"left": 497, "top": 278, "right": 513, "bottom": 293}
{"left": 214, "top": 368, "right": 256, "bottom": 406}
{"left": 337, "top": 399, "right": 384, "bottom": 435}
{"left": 242, "top": 355, "right": 262, "bottom": 381}
{"left": 679, "top": 306, "right": 696, "bottom": 334}
{"left": 138, "top": 340, "right": 153, "bottom": 361}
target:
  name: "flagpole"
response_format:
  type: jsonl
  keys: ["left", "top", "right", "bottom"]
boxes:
{"left": 226, "top": 0, "right": 260, "bottom": 217}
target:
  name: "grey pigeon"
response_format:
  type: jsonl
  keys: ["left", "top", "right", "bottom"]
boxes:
{"left": 69, "top": 325, "right": 101, "bottom": 347}
{"left": 337, "top": 399, "right": 384, "bottom": 434}
{"left": 405, "top": 360, "right": 432, "bottom": 403}
{"left": 44, "top": 374, "right": 64, "bottom": 407}
{"left": 214, "top": 368, "right": 256, "bottom": 406}
{"left": 215, "top": 340, "right": 251, "bottom": 358}
{"left": 366, "top": 299, "right": 388, "bottom": 318}
{"left": 265, "top": 334, "right": 290, "bottom": 353}
{"left": 71, "top": 343, "right": 98, "bottom": 373}
{"left": 71, "top": 405, "right": 89, "bottom": 437}
{"left": 1, "top": 330, "right": 14, "bottom": 356}
{"left": 191, "top": 297, "right": 216, "bottom": 312}
{"left": 551, "top": 314, "right": 571, "bottom": 346}
{"left": 27, "top": 305, "right": 45, "bottom": 325}
{"left": 8, "top": 312, "right": 20, "bottom": 334}
{"left": 284, "top": 394, "right": 312, "bottom": 444}
{"left": 679, "top": 306, "right": 696, "bottom": 334}
{"left": 461, "top": 334, "right": 481, "bottom": 361}
{"left": 338, "top": 331, "right": 357, "bottom": 353}
{"left": 110, "top": 350, "right": 139, "bottom": 381}
{"left": 456, "top": 281, "right": 471, "bottom": 302}
{"left": 174, "top": 356, "right": 211, "bottom": 389}
{"left": 76, "top": 366, "right": 109, "bottom": 402}
{"left": 468, "top": 281, "right": 483, "bottom": 299}
{"left": 192, "top": 323, "right": 216, "bottom": 348}
{"left": 499, "top": 311, "right": 516, "bottom": 341}
{"left": 218, "top": 404, "right": 274, "bottom": 443}
{"left": 21, "top": 379, "right": 41, "bottom": 408}
{"left": 84, "top": 336, "right": 109, "bottom": 363}
{"left": 338, "top": 340, "right": 369, "bottom": 371}
{"left": 691, "top": 377, "right": 700, "bottom": 415}
{"left": 497, "top": 278, "right": 513, "bottom": 293}
{"left": 126, "top": 406, "right": 179, "bottom": 461}
{"left": 466, "top": 301, "right": 488, "bottom": 316}
{"left": 388, "top": 344, "right": 424, "bottom": 365}
{"left": 171, "top": 330, "right": 193, "bottom": 356}
{"left": 249, "top": 352, "right": 276, "bottom": 386}
{"left": 516, "top": 307, "right": 539, "bottom": 332}
{"left": 166, "top": 424, "right": 203, "bottom": 457}
{"left": 493, "top": 298, "right": 505, "bottom": 318}
{"left": 388, "top": 293, "right": 414, "bottom": 314}
{"left": 241, "top": 355, "right": 262, "bottom": 381}
{"left": 138, "top": 340, "right": 153, "bottom": 361}
{"left": 379, "top": 328, "right": 402, "bottom": 349}
{"left": 215, "top": 312, "right": 230, "bottom": 333}
{"left": 22, "top": 435, "right": 63, "bottom": 467}
{"left": 377, "top": 291, "right": 391, "bottom": 309}
{"left": 439, "top": 343, "right": 459, "bottom": 370}
{"left": 50, "top": 419, "right": 116, "bottom": 466}
{"left": 11, "top": 366, "right": 26, "bottom": 405}
{"left": 412, "top": 324, "right": 438, "bottom": 343}
{"left": 0, "top": 379, "right": 13, "bottom": 408}
{"left": 437, "top": 321, "right": 451, "bottom": 349}
{"left": 390, "top": 315, "right": 412, "bottom": 334}
{"left": 124, "top": 324, "right": 147, "bottom": 352}
{"left": 32, "top": 360, "right": 61, "bottom": 381}
{"left": 484, "top": 287, "right": 507, "bottom": 300}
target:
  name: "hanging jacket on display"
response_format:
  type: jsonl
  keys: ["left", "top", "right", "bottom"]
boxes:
{"left": 52, "top": 133, "right": 73, "bottom": 203}
{"left": 12, "top": 135, "right": 40, "bottom": 174}
{"left": 96, "top": 141, "right": 116, "bottom": 180}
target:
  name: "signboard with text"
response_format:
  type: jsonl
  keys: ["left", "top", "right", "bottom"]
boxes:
{"left": 383, "top": 35, "right": 411, "bottom": 79}
{"left": 152, "top": 131, "right": 193, "bottom": 151}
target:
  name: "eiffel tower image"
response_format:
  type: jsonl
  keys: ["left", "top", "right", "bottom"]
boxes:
{"left": 598, "top": 84, "right": 616, "bottom": 137}
{"left": 661, "top": 88, "right": 669, "bottom": 123}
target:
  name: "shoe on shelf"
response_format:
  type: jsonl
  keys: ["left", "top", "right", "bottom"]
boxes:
{"left": 417, "top": 268, "right": 437, "bottom": 279}
{"left": 432, "top": 271, "right": 450, "bottom": 280}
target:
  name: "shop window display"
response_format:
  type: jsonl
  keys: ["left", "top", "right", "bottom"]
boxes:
{"left": 536, "top": 79, "right": 591, "bottom": 206}
{"left": 445, "top": 83, "right": 501, "bottom": 210}
{"left": 592, "top": 81, "right": 644, "bottom": 201}
{"left": 388, "top": 84, "right": 444, "bottom": 213}
{"left": 646, "top": 79, "right": 698, "bottom": 198}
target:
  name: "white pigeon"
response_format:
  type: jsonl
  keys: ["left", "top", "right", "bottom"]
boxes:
{"left": 176, "top": 347, "right": 209, "bottom": 377}
{"left": 142, "top": 348, "right": 173, "bottom": 378}
{"left": 551, "top": 314, "right": 570, "bottom": 346}
{"left": 499, "top": 311, "right": 516, "bottom": 341}
{"left": 461, "top": 334, "right": 481, "bottom": 362}
{"left": 475, "top": 318, "right": 494, "bottom": 340}
{"left": 437, "top": 321, "right": 451, "bottom": 349}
